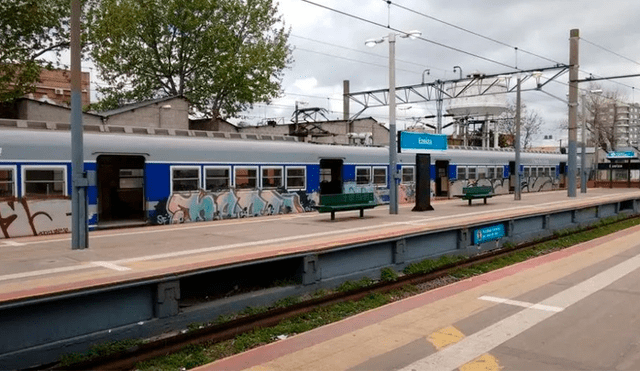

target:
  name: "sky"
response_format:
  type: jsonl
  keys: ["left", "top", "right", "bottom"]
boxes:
{"left": 237, "top": 0, "right": 640, "bottom": 145}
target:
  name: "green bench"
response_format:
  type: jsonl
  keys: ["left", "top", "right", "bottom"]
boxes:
{"left": 314, "top": 193, "right": 378, "bottom": 220}
{"left": 457, "top": 186, "right": 495, "bottom": 205}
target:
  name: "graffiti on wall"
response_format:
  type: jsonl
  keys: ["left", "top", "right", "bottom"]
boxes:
{"left": 154, "top": 189, "right": 307, "bottom": 225}
{"left": 0, "top": 198, "right": 71, "bottom": 239}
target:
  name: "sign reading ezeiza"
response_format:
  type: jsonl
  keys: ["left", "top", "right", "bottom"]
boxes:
{"left": 474, "top": 224, "right": 506, "bottom": 245}
{"left": 398, "top": 131, "right": 448, "bottom": 152}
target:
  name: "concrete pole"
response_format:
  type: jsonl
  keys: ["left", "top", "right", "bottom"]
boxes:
{"left": 581, "top": 93, "right": 587, "bottom": 193}
{"left": 343, "top": 80, "right": 350, "bottom": 121}
{"left": 71, "top": 0, "right": 88, "bottom": 249}
{"left": 436, "top": 81, "right": 443, "bottom": 134}
{"left": 388, "top": 32, "right": 398, "bottom": 214}
{"left": 567, "top": 29, "right": 580, "bottom": 198}
{"left": 515, "top": 77, "right": 522, "bottom": 201}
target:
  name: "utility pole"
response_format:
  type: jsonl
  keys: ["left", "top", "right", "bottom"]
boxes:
{"left": 567, "top": 29, "right": 580, "bottom": 197}
{"left": 71, "top": 0, "right": 88, "bottom": 249}
{"left": 388, "top": 32, "right": 398, "bottom": 214}
{"left": 581, "top": 93, "right": 587, "bottom": 193}
{"left": 515, "top": 77, "right": 522, "bottom": 201}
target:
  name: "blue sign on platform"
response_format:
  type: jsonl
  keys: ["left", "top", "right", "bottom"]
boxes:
{"left": 474, "top": 223, "right": 505, "bottom": 245}
{"left": 399, "top": 131, "right": 448, "bottom": 152}
{"left": 607, "top": 151, "right": 637, "bottom": 160}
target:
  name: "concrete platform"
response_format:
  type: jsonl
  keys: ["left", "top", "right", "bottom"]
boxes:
{"left": 1, "top": 188, "right": 639, "bottom": 303}
{"left": 199, "top": 212, "right": 640, "bottom": 371}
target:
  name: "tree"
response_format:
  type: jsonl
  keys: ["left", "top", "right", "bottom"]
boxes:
{"left": 0, "top": 0, "right": 73, "bottom": 102}
{"left": 581, "top": 83, "right": 623, "bottom": 153}
{"left": 88, "top": 0, "right": 292, "bottom": 118}
{"left": 497, "top": 101, "right": 543, "bottom": 149}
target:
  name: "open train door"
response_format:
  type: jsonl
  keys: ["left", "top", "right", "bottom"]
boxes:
{"left": 319, "top": 159, "right": 343, "bottom": 195}
{"left": 97, "top": 155, "right": 146, "bottom": 226}
{"left": 435, "top": 160, "right": 449, "bottom": 197}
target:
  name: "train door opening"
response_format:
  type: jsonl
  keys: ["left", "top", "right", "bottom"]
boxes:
{"left": 319, "top": 159, "right": 343, "bottom": 195}
{"left": 435, "top": 160, "right": 449, "bottom": 197}
{"left": 97, "top": 155, "right": 145, "bottom": 224}
{"left": 509, "top": 161, "right": 516, "bottom": 192}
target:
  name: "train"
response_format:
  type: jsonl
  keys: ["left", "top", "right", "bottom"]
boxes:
{"left": 0, "top": 126, "right": 567, "bottom": 239}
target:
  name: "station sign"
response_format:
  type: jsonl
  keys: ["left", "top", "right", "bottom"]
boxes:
{"left": 398, "top": 131, "right": 448, "bottom": 152}
{"left": 598, "top": 162, "right": 640, "bottom": 170}
{"left": 606, "top": 151, "right": 637, "bottom": 160}
{"left": 473, "top": 223, "right": 505, "bottom": 245}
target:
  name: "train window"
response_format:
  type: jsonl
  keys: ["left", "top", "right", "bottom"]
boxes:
{"left": 530, "top": 167, "right": 537, "bottom": 177}
{"left": 373, "top": 166, "right": 387, "bottom": 186}
{"left": 286, "top": 167, "right": 306, "bottom": 190}
{"left": 356, "top": 167, "right": 371, "bottom": 184}
{"left": 320, "top": 168, "right": 331, "bottom": 182}
{"left": 0, "top": 167, "right": 16, "bottom": 198}
{"left": 262, "top": 167, "right": 283, "bottom": 189}
{"left": 205, "top": 166, "right": 230, "bottom": 191}
{"left": 172, "top": 167, "right": 200, "bottom": 192}
{"left": 487, "top": 167, "right": 495, "bottom": 179}
{"left": 401, "top": 166, "right": 414, "bottom": 183}
{"left": 496, "top": 167, "right": 503, "bottom": 179}
{"left": 23, "top": 166, "right": 66, "bottom": 197}
{"left": 235, "top": 167, "right": 258, "bottom": 189}
{"left": 467, "top": 167, "right": 477, "bottom": 179}
{"left": 538, "top": 167, "right": 544, "bottom": 176}
{"left": 524, "top": 167, "right": 530, "bottom": 177}
{"left": 458, "top": 167, "right": 466, "bottom": 180}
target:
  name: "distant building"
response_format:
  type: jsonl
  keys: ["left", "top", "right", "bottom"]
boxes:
{"left": 236, "top": 116, "right": 389, "bottom": 146}
{"left": 23, "top": 68, "right": 91, "bottom": 107}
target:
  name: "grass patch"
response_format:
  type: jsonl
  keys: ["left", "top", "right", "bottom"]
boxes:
{"left": 58, "top": 339, "right": 145, "bottom": 367}
{"left": 380, "top": 267, "right": 399, "bottom": 282}
{"left": 403, "top": 254, "right": 467, "bottom": 275}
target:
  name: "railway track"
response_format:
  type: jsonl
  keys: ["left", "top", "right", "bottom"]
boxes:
{"left": 50, "top": 216, "right": 638, "bottom": 370}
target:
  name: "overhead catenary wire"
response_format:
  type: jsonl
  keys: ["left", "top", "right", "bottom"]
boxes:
{"left": 291, "top": 34, "right": 446, "bottom": 72}
{"left": 299, "top": 0, "right": 518, "bottom": 71}
{"left": 582, "top": 37, "right": 640, "bottom": 67}
{"left": 387, "top": 1, "right": 564, "bottom": 67}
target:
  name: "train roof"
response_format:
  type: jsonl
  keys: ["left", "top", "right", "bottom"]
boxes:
{"left": 1, "top": 127, "right": 566, "bottom": 165}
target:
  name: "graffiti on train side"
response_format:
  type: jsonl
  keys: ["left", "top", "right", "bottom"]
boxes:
{"left": 0, "top": 198, "right": 71, "bottom": 239}
{"left": 155, "top": 189, "right": 307, "bottom": 224}
{"left": 449, "top": 176, "right": 560, "bottom": 196}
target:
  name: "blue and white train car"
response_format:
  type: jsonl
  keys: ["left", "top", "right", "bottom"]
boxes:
{"left": 0, "top": 127, "right": 566, "bottom": 238}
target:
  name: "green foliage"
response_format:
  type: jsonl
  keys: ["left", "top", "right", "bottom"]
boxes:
{"left": 135, "top": 344, "right": 210, "bottom": 370}
{"left": 403, "top": 255, "right": 466, "bottom": 275}
{"left": 239, "top": 305, "right": 268, "bottom": 316}
{"left": 272, "top": 295, "right": 302, "bottom": 309}
{"left": 380, "top": 267, "right": 399, "bottom": 282}
{"left": 87, "top": 0, "right": 292, "bottom": 118}
{"left": 59, "top": 339, "right": 145, "bottom": 366}
{"left": 335, "top": 277, "right": 375, "bottom": 293}
{"left": 0, "top": 0, "right": 73, "bottom": 102}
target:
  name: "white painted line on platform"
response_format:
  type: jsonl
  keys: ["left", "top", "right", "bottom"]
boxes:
{"left": 398, "top": 247, "right": 640, "bottom": 371}
{"left": 479, "top": 295, "right": 564, "bottom": 312}
{"left": 90, "top": 261, "right": 131, "bottom": 271}
{"left": 0, "top": 265, "right": 93, "bottom": 282}
{"left": 1, "top": 240, "right": 25, "bottom": 246}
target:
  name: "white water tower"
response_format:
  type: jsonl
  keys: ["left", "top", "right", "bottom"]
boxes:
{"left": 446, "top": 71, "right": 509, "bottom": 147}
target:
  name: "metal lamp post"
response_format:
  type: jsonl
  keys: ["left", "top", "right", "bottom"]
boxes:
{"left": 366, "top": 30, "right": 421, "bottom": 215}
